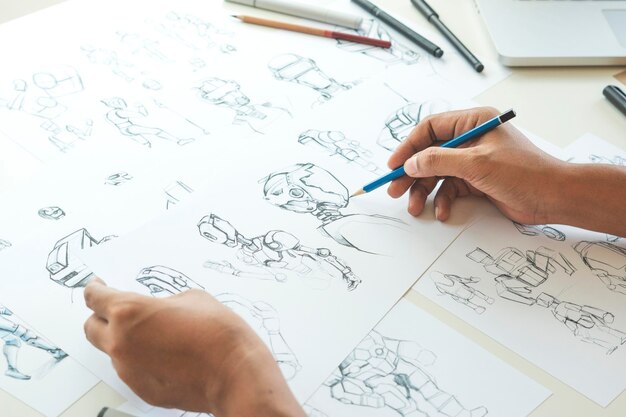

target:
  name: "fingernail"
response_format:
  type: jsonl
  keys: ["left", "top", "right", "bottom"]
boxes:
{"left": 404, "top": 156, "right": 418, "bottom": 176}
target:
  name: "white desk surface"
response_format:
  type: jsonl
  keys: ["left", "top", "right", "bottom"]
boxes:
{"left": 0, "top": 0, "right": 624, "bottom": 416}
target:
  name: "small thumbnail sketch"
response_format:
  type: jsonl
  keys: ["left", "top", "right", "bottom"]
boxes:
{"left": 536, "top": 293, "right": 626, "bottom": 354}
{"left": 298, "top": 130, "right": 383, "bottom": 174}
{"left": 0, "top": 240, "right": 11, "bottom": 251}
{"left": 513, "top": 222, "right": 566, "bottom": 241}
{"left": 430, "top": 271, "right": 494, "bottom": 314}
{"left": 588, "top": 154, "right": 626, "bottom": 166}
{"left": 268, "top": 53, "right": 354, "bottom": 104}
{"left": 189, "top": 57, "right": 207, "bottom": 72}
{"left": 152, "top": 99, "right": 211, "bottom": 135}
{"left": 41, "top": 118, "right": 94, "bottom": 153}
{"left": 0, "top": 306, "right": 68, "bottom": 380}
{"left": 196, "top": 78, "right": 291, "bottom": 134}
{"left": 574, "top": 241, "right": 626, "bottom": 296}
{"left": 164, "top": 180, "right": 194, "bottom": 210}
{"left": 116, "top": 31, "right": 173, "bottom": 63}
{"left": 105, "top": 172, "right": 133, "bottom": 186}
{"left": 142, "top": 78, "right": 162, "bottom": 91}
{"left": 198, "top": 214, "right": 361, "bottom": 291}
{"left": 38, "top": 206, "right": 66, "bottom": 221}
{"left": 46, "top": 228, "right": 116, "bottom": 288}
{"left": 81, "top": 45, "right": 136, "bottom": 82}
{"left": 325, "top": 330, "right": 488, "bottom": 417}
{"left": 335, "top": 19, "right": 420, "bottom": 66}
{"left": 135, "top": 267, "right": 301, "bottom": 379}
{"left": 262, "top": 163, "right": 408, "bottom": 255}
{"left": 102, "top": 97, "right": 195, "bottom": 147}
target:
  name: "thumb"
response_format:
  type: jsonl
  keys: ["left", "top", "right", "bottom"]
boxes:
{"left": 404, "top": 147, "right": 474, "bottom": 179}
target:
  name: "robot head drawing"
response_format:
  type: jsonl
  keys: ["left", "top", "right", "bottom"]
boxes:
{"left": 197, "top": 78, "right": 250, "bottom": 108}
{"left": 101, "top": 97, "right": 128, "bottom": 110}
{"left": 262, "top": 163, "right": 348, "bottom": 214}
{"left": 136, "top": 266, "right": 203, "bottom": 297}
{"left": 198, "top": 214, "right": 240, "bottom": 248}
{"left": 38, "top": 206, "right": 66, "bottom": 221}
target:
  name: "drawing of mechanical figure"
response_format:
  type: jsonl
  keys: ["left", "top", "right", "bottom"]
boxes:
{"left": 0, "top": 239, "right": 12, "bottom": 251}
{"left": 325, "top": 330, "right": 488, "bottom": 417}
{"left": 38, "top": 206, "right": 66, "bottom": 221}
{"left": 134, "top": 267, "right": 301, "bottom": 379}
{"left": 336, "top": 19, "right": 419, "bottom": 65}
{"left": 466, "top": 246, "right": 576, "bottom": 305}
{"left": 198, "top": 214, "right": 360, "bottom": 290}
{"left": 268, "top": 53, "right": 353, "bottom": 102}
{"left": 196, "top": 78, "right": 290, "bottom": 134}
{"left": 0, "top": 306, "right": 68, "bottom": 380}
{"left": 535, "top": 293, "right": 626, "bottom": 354}
{"left": 574, "top": 241, "right": 626, "bottom": 295}
{"left": 46, "top": 228, "right": 116, "bottom": 288}
{"left": 513, "top": 222, "right": 566, "bottom": 241}
{"left": 298, "top": 130, "right": 383, "bottom": 174}
{"left": 262, "top": 163, "right": 408, "bottom": 255}
{"left": 102, "top": 97, "right": 195, "bottom": 147}
{"left": 378, "top": 101, "right": 449, "bottom": 152}
{"left": 430, "top": 272, "right": 494, "bottom": 314}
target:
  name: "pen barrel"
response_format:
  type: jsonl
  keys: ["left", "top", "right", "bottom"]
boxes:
{"left": 603, "top": 85, "right": 626, "bottom": 117}
{"left": 410, "top": 0, "right": 438, "bottom": 20}
{"left": 245, "top": 0, "right": 363, "bottom": 29}
{"left": 331, "top": 31, "right": 392, "bottom": 48}
{"left": 431, "top": 17, "right": 483, "bottom": 72}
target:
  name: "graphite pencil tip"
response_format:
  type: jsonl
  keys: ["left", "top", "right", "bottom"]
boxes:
{"left": 350, "top": 189, "right": 365, "bottom": 198}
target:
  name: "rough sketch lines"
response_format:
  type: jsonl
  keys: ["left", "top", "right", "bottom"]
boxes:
{"left": 298, "top": 130, "right": 383, "bottom": 174}
{"left": 588, "top": 154, "right": 626, "bottom": 166}
{"left": 430, "top": 271, "right": 493, "bottom": 314}
{"left": 81, "top": 45, "right": 136, "bottom": 82}
{"left": 197, "top": 214, "right": 361, "bottom": 290}
{"left": 116, "top": 31, "right": 173, "bottom": 63}
{"left": 262, "top": 163, "right": 408, "bottom": 255}
{"left": 136, "top": 265, "right": 204, "bottom": 297}
{"left": 0, "top": 239, "right": 12, "bottom": 251}
{"left": 164, "top": 180, "right": 194, "bottom": 210}
{"left": 513, "top": 222, "right": 566, "bottom": 242}
{"left": 325, "top": 330, "right": 488, "bottom": 417}
{"left": 105, "top": 172, "right": 133, "bottom": 186}
{"left": 38, "top": 206, "right": 66, "bottom": 221}
{"left": 574, "top": 241, "right": 626, "bottom": 295}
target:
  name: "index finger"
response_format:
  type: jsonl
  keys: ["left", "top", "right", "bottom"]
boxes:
{"left": 84, "top": 277, "right": 122, "bottom": 319}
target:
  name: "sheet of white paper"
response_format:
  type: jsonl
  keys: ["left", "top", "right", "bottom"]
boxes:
{"left": 565, "top": 133, "right": 625, "bottom": 166}
{"left": 413, "top": 212, "right": 626, "bottom": 406}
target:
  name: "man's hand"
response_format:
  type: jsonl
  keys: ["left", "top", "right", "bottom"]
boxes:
{"left": 83, "top": 278, "right": 306, "bottom": 417}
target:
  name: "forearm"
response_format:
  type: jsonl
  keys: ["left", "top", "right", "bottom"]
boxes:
{"left": 549, "top": 163, "right": 626, "bottom": 237}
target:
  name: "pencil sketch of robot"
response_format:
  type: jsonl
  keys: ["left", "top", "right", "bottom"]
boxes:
{"left": 102, "top": 97, "right": 195, "bottom": 147}
{"left": 535, "top": 293, "right": 626, "bottom": 354}
{"left": 298, "top": 130, "right": 383, "bottom": 174}
{"left": 152, "top": 99, "right": 210, "bottom": 135}
{"left": 325, "top": 330, "right": 488, "bottom": 417}
{"left": 81, "top": 45, "right": 136, "bottom": 82}
{"left": 40, "top": 118, "right": 94, "bottom": 153}
{"left": 574, "top": 241, "right": 626, "bottom": 296}
{"left": 268, "top": 53, "right": 354, "bottom": 104}
{"left": 38, "top": 206, "right": 66, "bottom": 221}
{"left": 46, "top": 229, "right": 116, "bottom": 288}
{"left": 335, "top": 19, "right": 420, "bottom": 66}
{"left": 198, "top": 214, "right": 361, "bottom": 290}
{"left": 134, "top": 267, "right": 301, "bottom": 379}
{"left": 164, "top": 180, "right": 194, "bottom": 210}
{"left": 116, "top": 31, "right": 173, "bottom": 63}
{"left": 513, "top": 222, "right": 566, "bottom": 241}
{"left": 105, "top": 172, "right": 133, "bottom": 186}
{"left": 429, "top": 271, "right": 494, "bottom": 314}
{"left": 196, "top": 78, "right": 291, "bottom": 134}
{"left": 0, "top": 306, "right": 68, "bottom": 380}
{"left": 0, "top": 240, "right": 11, "bottom": 251}
{"left": 262, "top": 163, "right": 409, "bottom": 255}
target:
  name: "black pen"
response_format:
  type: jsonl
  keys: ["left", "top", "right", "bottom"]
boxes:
{"left": 603, "top": 85, "right": 626, "bottom": 117}
{"left": 410, "top": 0, "right": 483, "bottom": 72}
{"left": 351, "top": 0, "right": 443, "bottom": 58}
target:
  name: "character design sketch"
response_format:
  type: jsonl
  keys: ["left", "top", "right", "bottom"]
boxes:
{"left": 513, "top": 222, "right": 566, "bottom": 241}
{"left": 151, "top": 11, "right": 236, "bottom": 53}
{"left": 135, "top": 267, "right": 300, "bottom": 379}
{"left": 164, "top": 180, "right": 194, "bottom": 210}
{"left": 116, "top": 31, "right": 173, "bottom": 63}
{"left": 38, "top": 206, "right": 66, "bottom": 221}
{"left": 196, "top": 78, "right": 290, "bottom": 134}
{"left": 46, "top": 228, "right": 116, "bottom": 288}
{"left": 41, "top": 118, "right": 94, "bottom": 152}
{"left": 574, "top": 241, "right": 626, "bottom": 295}
{"left": 198, "top": 214, "right": 361, "bottom": 291}
{"left": 298, "top": 130, "right": 383, "bottom": 174}
{"left": 262, "top": 163, "right": 408, "bottom": 255}
{"left": 105, "top": 172, "right": 133, "bottom": 186}
{"left": 0, "top": 306, "right": 68, "bottom": 380}
{"left": 430, "top": 271, "right": 494, "bottom": 314}
{"left": 268, "top": 54, "right": 354, "bottom": 103}
{"left": 81, "top": 45, "right": 136, "bottom": 82}
{"left": 325, "top": 330, "right": 488, "bottom": 417}
{"left": 0, "top": 240, "right": 11, "bottom": 251}
{"left": 102, "top": 97, "right": 195, "bottom": 147}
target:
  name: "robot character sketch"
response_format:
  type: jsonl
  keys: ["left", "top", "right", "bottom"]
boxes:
{"left": 513, "top": 222, "right": 566, "bottom": 242}
{"left": 335, "top": 19, "right": 420, "bottom": 66}
{"left": 102, "top": 97, "right": 195, "bottom": 147}
{"left": 38, "top": 206, "right": 66, "bottom": 221}
{"left": 325, "top": 330, "right": 488, "bottom": 417}
{"left": 0, "top": 306, "right": 68, "bottom": 380}
{"left": 134, "top": 266, "right": 301, "bottom": 379}
{"left": 0, "top": 239, "right": 11, "bottom": 252}
{"left": 198, "top": 214, "right": 361, "bottom": 291}
{"left": 46, "top": 228, "right": 116, "bottom": 288}
{"left": 268, "top": 53, "right": 354, "bottom": 104}
{"left": 105, "top": 171, "right": 133, "bottom": 186}
{"left": 378, "top": 100, "right": 450, "bottom": 152}
{"left": 164, "top": 180, "right": 194, "bottom": 210}
{"left": 152, "top": 11, "right": 236, "bottom": 53}
{"left": 574, "top": 241, "right": 626, "bottom": 296}
{"left": 298, "top": 130, "right": 383, "bottom": 174}
{"left": 262, "top": 163, "right": 409, "bottom": 255}
{"left": 196, "top": 78, "right": 291, "bottom": 134}
{"left": 429, "top": 271, "right": 494, "bottom": 314}
{"left": 535, "top": 293, "right": 626, "bottom": 354}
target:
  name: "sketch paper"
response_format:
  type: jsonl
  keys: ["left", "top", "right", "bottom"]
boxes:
{"left": 565, "top": 133, "right": 625, "bottom": 166}
{"left": 305, "top": 298, "right": 550, "bottom": 417}
{"left": 413, "top": 213, "right": 626, "bottom": 406}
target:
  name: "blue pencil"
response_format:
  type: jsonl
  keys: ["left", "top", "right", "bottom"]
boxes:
{"left": 351, "top": 109, "right": 516, "bottom": 197}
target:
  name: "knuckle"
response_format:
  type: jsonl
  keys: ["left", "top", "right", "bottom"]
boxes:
{"left": 422, "top": 148, "right": 440, "bottom": 170}
{"left": 109, "top": 301, "right": 137, "bottom": 322}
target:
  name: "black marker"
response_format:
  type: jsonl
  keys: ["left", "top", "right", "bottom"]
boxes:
{"left": 351, "top": 0, "right": 443, "bottom": 58}
{"left": 603, "top": 85, "right": 626, "bottom": 117}
{"left": 410, "top": 0, "right": 483, "bottom": 72}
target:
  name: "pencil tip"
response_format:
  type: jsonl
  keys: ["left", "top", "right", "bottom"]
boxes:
{"left": 350, "top": 189, "right": 365, "bottom": 198}
{"left": 231, "top": 15, "right": 239, "bottom": 19}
